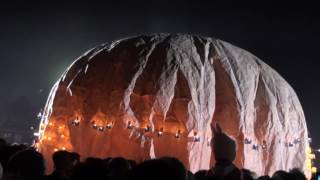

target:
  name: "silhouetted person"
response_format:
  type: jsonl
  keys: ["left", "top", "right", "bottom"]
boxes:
{"left": 127, "top": 159, "right": 137, "bottom": 169}
{"left": 187, "top": 170, "right": 196, "bottom": 180}
{"left": 3, "top": 149, "right": 45, "bottom": 180}
{"left": 195, "top": 170, "right": 208, "bottom": 180}
{"left": 0, "top": 143, "right": 27, "bottom": 171}
{"left": 256, "top": 175, "right": 271, "bottom": 180}
{"left": 289, "top": 168, "right": 306, "bottom": 180}
{"left": 44, "top": 151, "right": 76, "bottom": 180}
{"left": 0, "top": 138, "right": 7, "bottom": 148}
{"left": 107, "top": 157, "right": 131, "bottom": 180}
{"left": 130, "top": 158, "right": 186, "bottom": 180}
{"left": 272, "top": 170, "right": 291, "bottom": 180}
{"left": 207, "top": 123, "right": 242, "bottom": 180}
{"left": 70, "top": 152, "right": 80, "bottom": 166}
{"left": 70, "top": 157, "right": 106, "bottom": 180}
{"left": 241, "top": 168, "right": 256, "bottom": 180}
{"left": 160, "top": 157, "right": 186, "bottom": 180}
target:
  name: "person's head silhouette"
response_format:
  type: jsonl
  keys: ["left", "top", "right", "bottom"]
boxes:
{"left": 4, "top": 149, "right": 45, "bottom": 180}
{"left": 211, "top": 123, "right": 236, "bottom": 163}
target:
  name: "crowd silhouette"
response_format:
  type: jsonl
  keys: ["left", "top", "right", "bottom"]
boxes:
{"left": 0, "top": 124, "right": 316, "bottom": 180}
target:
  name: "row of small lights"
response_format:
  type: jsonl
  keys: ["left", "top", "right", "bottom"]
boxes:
{"left": 244, "top": 137, "right": 302, "bottom": 151}
{"left": 37, "top": 118, "right": 305, "bottom": 151}
{"left": 37, "top": 116, "right": 317, "bottom": 176}
{"left": 38, "top": 119, "right": 318, "bottom": 177}
{"left": 34, "top": 119, "right": 200, "bottom": 153}
{"left": 71, "top": 118, "right": 201, "bottom": 142}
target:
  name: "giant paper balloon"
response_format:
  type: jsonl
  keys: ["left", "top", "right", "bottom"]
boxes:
{"left": 36, "top": 34, "right": 309, "bottom": 176}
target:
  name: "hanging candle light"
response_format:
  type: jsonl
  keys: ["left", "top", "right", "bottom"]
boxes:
{"left": 157, "top": 127, "right": 164, "bottom": 137}
{"left": 127, "top": 121, "right": 133, "bottom": 129}
{"left": 244, "top": 138, "right": 252, "bottom": 144}
{"left": 287, "top": 142, "right": 294, "bottom": 147}
{"left": 175, "top": 130, "right": 181, "bottom": 139}
{"left": 207, "top": 137, "right": 211, "bottom": 146}
{"left": 261, "top": 140, "right": 267, "bottom": 149}
{"left": 98, "top": 126, "right": 105, "bottom": 132}
{"left": 71, "top": 117, "right": 80, "bottom": 126}
{"left": 252, "top": 144, "right": 259, "bottom": 150}
{"left": 106, "top": 122, "right": 113, "bottom": 129}
{"left": 261, "top": 144, "right": 267, "bottom": 149}
{"left": 193, "top": 131, "right": 200, "bottom": 142}
{"left": 144, "top": 125, "right": 151, "bottom": 132}
{"left": 92, "top": 122, "right": 98, "bottom": 129}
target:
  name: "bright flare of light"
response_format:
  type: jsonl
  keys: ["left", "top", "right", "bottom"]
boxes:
{"left": 175, "top": 130, "right": 181, "bottom": 139}
{"left": 306, "top": 146, "right": 312, "bottom": 154}
{"left": 106, "top": 123, "right": 113, "bottom": 129}
{"left": 157, "top": 127, "right": 164, "bottom": 137}
{"left": 193, "top": 131, "right": 200, "bottom": 142}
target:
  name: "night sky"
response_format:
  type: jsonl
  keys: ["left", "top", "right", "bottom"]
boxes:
{"left": 0, "top": 1, "right": 319, "bottom": 147}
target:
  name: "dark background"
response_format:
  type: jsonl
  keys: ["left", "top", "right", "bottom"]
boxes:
{"left": 0, "top": 1, "right": 319, "bottom": 150}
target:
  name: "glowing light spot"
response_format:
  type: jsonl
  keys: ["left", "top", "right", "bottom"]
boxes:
{"left": 127, "top": 121, "right": 133, "bottom": 129}
{"left": 157, "top": 127, "right": 164, "bottom": 137}
{"left": 175, "top": 130, "right": 181, "bottom": 139}
{"left": 306, "top": 146, "right": 312, "bottom": 154}
{"left": 71, "top": 119, "right": 80, "bottom": 126}
{"left": 40, "top": 125, "right": 45, "bottom": 131}
{"left": 106, "top": 122, "right": 113, "bottom": 129}
{"left": 144, "top": 125, "right": 151, "bottom": 132}
{"left": 98, "top": 126, "right": 105, "bottom": 132}
{"left": 193, "top": 131, "right": 200, "bottom": 142}
{"left": 307, "top": 162, "right": 312, "bottom": 169}
{"left": 261, "top": 144, "right": 267, "bottom": 149}
{"left": 308, "top": 154, "right": 316, "bottom": 159}
{"left": 306, "top": 158, "right": 311, "bottom": 164}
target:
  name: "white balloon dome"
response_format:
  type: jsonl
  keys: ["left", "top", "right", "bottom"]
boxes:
{"left": 36, "top": 34, "right": 309, "bottom": 176}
